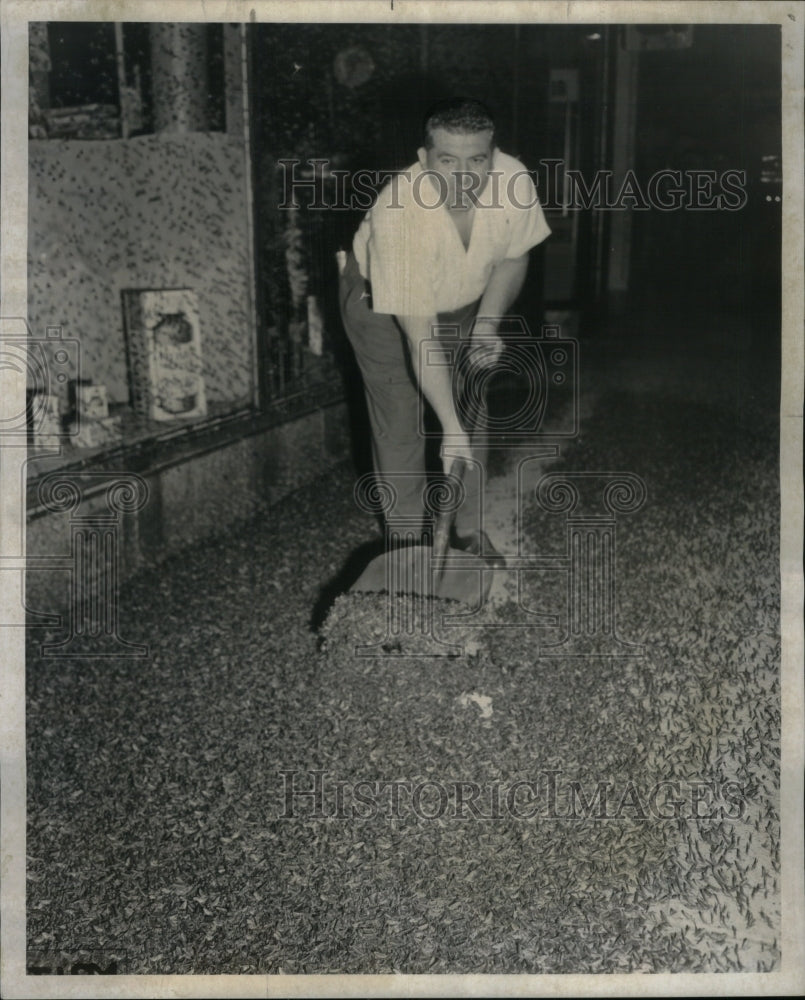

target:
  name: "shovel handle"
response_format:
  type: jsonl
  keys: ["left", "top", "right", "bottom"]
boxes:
{"left": 432, "top": 455, "right": 467, "bottom": 576}
{"left": 431, "top": 341, "right": 494, "bottom": 580}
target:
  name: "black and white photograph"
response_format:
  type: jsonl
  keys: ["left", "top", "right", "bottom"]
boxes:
{"left": 1, "top": 1, "right": 803, "bottom": 996}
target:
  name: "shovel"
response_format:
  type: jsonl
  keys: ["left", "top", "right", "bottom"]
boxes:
{"left": 349, "top": 384, "right": 495, "bottom": 607}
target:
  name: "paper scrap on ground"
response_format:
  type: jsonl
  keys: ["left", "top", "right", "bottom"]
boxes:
{"left": 457, "top": 691, "right": 493, "bottom": 718}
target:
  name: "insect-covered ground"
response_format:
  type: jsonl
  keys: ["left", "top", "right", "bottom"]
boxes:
{"left": 26, "top": 330, "right": 782, "bottom": 975}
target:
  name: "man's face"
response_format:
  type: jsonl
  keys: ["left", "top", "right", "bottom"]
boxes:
{"left": 418, "top": 127, "right": 495, "bottom": 211}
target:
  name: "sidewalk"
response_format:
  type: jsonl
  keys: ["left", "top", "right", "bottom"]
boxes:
{"left": 481, "top": 298, "right": 777, "bottom": 611}
{"left": 24, "top": 300, "right": 783, "bottom": 975}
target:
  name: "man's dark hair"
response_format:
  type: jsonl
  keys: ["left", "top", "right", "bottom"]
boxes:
{"left": 422, "top": 98, "right": 496, "bottom": 149}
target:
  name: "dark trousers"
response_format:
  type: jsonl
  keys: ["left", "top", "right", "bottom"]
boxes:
{"left": 339, "top": 252, "right": 484, "bottom": 533}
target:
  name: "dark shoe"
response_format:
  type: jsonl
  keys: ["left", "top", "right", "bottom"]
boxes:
{"left": 450, "top": 529, "right": 506, "bottom": 569}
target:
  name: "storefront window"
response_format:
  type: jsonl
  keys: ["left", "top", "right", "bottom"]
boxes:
{"left": 27, "top": 23, "right": 257, "bottom": 478}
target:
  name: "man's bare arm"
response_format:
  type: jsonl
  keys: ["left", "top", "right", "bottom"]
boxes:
{"left": 397, "top": 314, "right": 473, "bottom": 469}
{"left": 472, "top": 254, "right": 530, "bottom": 367}
{"left": 477, "top": 253, "right": 530, "bottom": 319}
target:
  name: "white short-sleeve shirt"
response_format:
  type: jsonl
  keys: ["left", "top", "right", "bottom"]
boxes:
{"left": 352, "top": 150, "right": 551, "bottom": 317}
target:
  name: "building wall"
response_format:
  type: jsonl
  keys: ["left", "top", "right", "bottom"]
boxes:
{"left": 25, "top": 400, "right": 351, "bottom": 620}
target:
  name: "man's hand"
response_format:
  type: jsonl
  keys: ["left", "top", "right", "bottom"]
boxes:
{"left": 440, "top": 430, "right": 474, "bottom": 476}
{"left": 468, "top": 319, "right": 505, "bottom": 370}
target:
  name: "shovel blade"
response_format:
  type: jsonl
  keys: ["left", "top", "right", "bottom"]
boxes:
{"left": 350, "top": 544, "right": 493, "bottom": 607}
